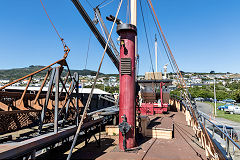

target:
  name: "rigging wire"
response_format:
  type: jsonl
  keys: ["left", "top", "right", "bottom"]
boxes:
{"left": 97, "top": 15, "right": 108, "bottom": 40}
{"left": 139, "top": 0, "right": 156, "bottom": 81}
{"left": 144, "top": 0, "right": 175, "bottom": 74}
{"left": 145, "top": 0, "right": 195, "bottom": 119}
{"left": 99, "top": 0, "right": 115, "bottom": 8}
{"left": 85, "top": 0, "right": 94, "bottom": 9}
{"left": 95, "top": 11, "right": 116, "bottom": 51}
{"left": 126, "top": 0, "right": 130, "bottom": 23}
{"left": 146, "top": 0, "right": 185, "bottom": 87}
{"left": 66, "top": 0, "right": 123, "bottom": 159}
{"left": 39, "top": 0, "right": 70, "bottom": 58}
{"left": 97, "top": 0, "right": 109, "bottom": 7}
{"left": 84, "top": 32, "right": 92, "bottom": 69}
{"left": 144, "top": 0, "right": 182, "bottom": 87}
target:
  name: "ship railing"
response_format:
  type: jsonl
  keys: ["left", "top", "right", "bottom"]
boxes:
{"left": 171, "top": 95, "right": 233, "bottom": 159}
{"left": 198, "top": 111, "right": 240, "bottom": 159}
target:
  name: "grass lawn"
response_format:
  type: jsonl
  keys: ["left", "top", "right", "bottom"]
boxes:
{"left": 203, "top": 102, "right": 240, "bottom": 123}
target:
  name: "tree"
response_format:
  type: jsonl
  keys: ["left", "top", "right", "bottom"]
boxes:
{"left": 210, "top": 71, "right": 215, "bottom": 74}
{"left": 233, "top": 89, "right": 240, "bottom": 102}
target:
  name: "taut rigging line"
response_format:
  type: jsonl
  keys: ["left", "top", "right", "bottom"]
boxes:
{"left": 66, "top": 0, "right": 123, "bottom": 159}
{"left": 39, "top": 0, "right": 70, "bottom": 59}
{"left": 85, "top": 32, "right": 92, "bottom": 69}
{"left": 146, "top": 0, "right": 198, "bottom": 125}
{"left": 139, "top": 0, "right": 156, "bottom": 81}
{"left": 146, "top": 0, "right": 185, "bottom": 88}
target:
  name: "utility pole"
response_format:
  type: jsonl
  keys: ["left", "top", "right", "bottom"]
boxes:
{"left": 155, "top": 34, "right": 157, "bottom": 72}
{"left": 214, "top": 78, "right": 217, "bottom": 117}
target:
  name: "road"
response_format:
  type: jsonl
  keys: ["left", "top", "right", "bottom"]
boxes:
{"left": 196, "top": 102, "right": 240, "bottom": 138}
{"left": 197, "top": 102, "right": 240, "bottom": 159}
{"left": 197, "top": 102, "right": 213, "bottom": 116}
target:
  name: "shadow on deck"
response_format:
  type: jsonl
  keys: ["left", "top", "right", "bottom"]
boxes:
{"left": 37, "top": 111, "right": 207, "bottom": 160}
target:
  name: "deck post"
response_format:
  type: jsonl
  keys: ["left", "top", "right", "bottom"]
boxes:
{"left": 54, "top": 67, "right": 59, "bottom": 133}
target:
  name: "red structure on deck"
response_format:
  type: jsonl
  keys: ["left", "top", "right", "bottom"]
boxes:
{"left": 137, "top": 80, "right": 172, "bottom": 116}
{"left": 117, "top": 24, "right": 137, "bottom": 150}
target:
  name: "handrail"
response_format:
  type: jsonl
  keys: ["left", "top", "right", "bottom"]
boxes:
{"left": 172, "top": 95, "right": 240, "bottom": 158}
{"left": 199, "top": 112, "right": 240, "bottom": 150}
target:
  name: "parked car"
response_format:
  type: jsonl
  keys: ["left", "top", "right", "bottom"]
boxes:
{"left": 218, "top": 105, "right": 228, "bottom": 111}
{"left": 204, "top": 98, "right": 213, "bottom": 102}
{"left": 233, "top": 106, "right": 240, "bottom": 114}
{"left": 194, "top": 97, "right": 204, "bottom": 102}
{"left": 223, "top": 99, "right": 236, "bottom": 103}
{"left": 225, "top": 105, "right": 238, "bottom": 114}
{"left": 218, "top": 103, "right": 233, "bottom": 111}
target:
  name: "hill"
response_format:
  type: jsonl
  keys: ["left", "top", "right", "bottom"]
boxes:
{"left": 0, "top": 65, "right": 104, "bottom": 80}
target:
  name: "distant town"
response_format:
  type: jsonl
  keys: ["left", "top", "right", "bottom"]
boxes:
{"left": 0, "top": 66, "right": 240, "bottom": 102}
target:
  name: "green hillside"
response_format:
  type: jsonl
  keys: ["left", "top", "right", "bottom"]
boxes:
{"left": 0, "top": 65, "right": 104, "bottom": 80}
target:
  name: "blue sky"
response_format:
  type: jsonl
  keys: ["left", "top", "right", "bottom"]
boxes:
{"left": 0, "top": 0, "right": 240, "bottom": 74}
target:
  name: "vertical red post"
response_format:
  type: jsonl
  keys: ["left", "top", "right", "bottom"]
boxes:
{"left": 117, "top": 24, "right": 137, "bottom": 150}
{"left": 160, "top": 82, "right": 163, "bottom": 107}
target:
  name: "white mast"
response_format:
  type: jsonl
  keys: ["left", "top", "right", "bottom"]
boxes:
{"left": 155, "top": 34, "right": 157, "bottom": 72}
{"left": 131, "top": 0, "right": 137, "bottom": 25}
{"left": 131, "top": 0, "right": 137, "bottom": 80}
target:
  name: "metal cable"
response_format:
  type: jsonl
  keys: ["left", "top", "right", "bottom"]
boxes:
{"left": 139, "top": 0, "right": 156, "bottom": 81}
{"left": 85, "top": 0, "right": 94, "bottom": 9}
{"left": 145, "top": 0, "right": 183, "bottom": 87}
{"left": 99, "top": 0, "right": 115, "bottom": 8}
{"left": 95, "top": 13, "right": 116, "bottom": 52}
{"left": 66, "top": 0, "right": 123, "bottom": 159}
{"left": 97, "top": 14, "right": 108, "bottom": 40}
{"left": 84, "top": 32, "right": 92, "bottom": 69}
{"left": 146, "top": 0, "right": 197, "bottom": 124}
{"left": 97, "top": 0, "right": 109, "bottom": 7}
{"left": 144, "top": 0, "right": 175, "bottom": 74}
{"left": 39, "top": 0, "right": 70, "bottom": 58}
{"left": 147, "top": 0, "right": 186, "bottom": 88}
{"left": 126, "top": 0, "right": 130, "bottom": 23}
{"left": 40, "top": 0, "right": 61, "bottom": 41}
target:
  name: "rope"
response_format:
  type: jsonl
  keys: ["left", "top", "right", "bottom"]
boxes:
{"left": 66, "top": 0, "right": 123, "bottom": 159}
{"left": 84, "top": 32, "right": 92, "bottom": 69}
{"left": 39, "top": 0, "right": 70, "bottom": 58}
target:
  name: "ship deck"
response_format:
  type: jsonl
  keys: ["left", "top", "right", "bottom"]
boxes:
{"left": 36, "top": 111, "right": 207, "bottom": 160}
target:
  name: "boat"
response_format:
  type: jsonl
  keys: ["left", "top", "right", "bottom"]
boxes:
{"left": 0, "top": 0, "right": 239, "bottom": 159}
